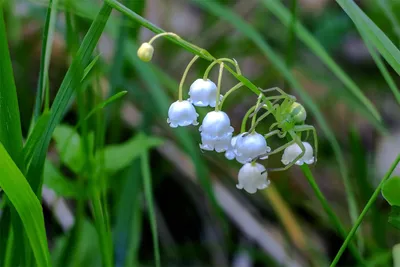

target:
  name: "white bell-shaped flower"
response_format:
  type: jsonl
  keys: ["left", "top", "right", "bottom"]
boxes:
{"left": 199, "top": 111, "right": 234, "bottom": 152}
{"left": 224, "top": 134, "right": 239, "bottom": 160}
{"left": 236, "top": 163, "right": 270, "bottom": 194}
{"left": 233, "top": 132, "right": 271, "bottom": 164}
{"left": 188, "top": 79, "right": 222, "bottom": 107}
{"left": 281, "top": 142, "right": 314, "bottom": 165}
{"left": 167, "top": 100, "right": 199, "bottom": 128}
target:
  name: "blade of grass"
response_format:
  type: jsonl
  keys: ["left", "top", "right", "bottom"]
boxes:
{"left": 0, "top": 6, "right": 26, "bottom": 266}
{"left": 331, "top": 153, "right": 400, "bottom": 266}
{"left": 26, "top": 3, "right": 112, "bottom": 196}
{"left": 261, "top": 0, "right": 382, "bottom": 124}
{"left": 359, "top": 26, "right": 400, "bottom": 106}
{"left": 140, "top": 139, "right": 160, "bottom": 267}
{"left": 113, "top": 160, "right": 142, "bottom": 267}
{"left": 337, "top": 0, "right": 400, "bottom": 76}
{"left": 32, "top": 0, "right": 59, "bottom": 122}
{"left": 377, "top": 0, "right": 400, "bottom": 46}
{"left": 191, "top": 0, "right": 361, "bottom": 258}
{"left": 0, "top": 143, "right": 50, "bottom": 267}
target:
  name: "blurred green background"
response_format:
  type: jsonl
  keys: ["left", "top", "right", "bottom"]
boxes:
{"left": 2, "top": 0, "right": 400, "bottom": 266}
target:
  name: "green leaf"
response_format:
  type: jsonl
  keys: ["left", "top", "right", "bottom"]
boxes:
{"left": 97, "top": 134, "right": 163, "bottom": 173}
{"left": 337, "top": 0, "right": 400, "bottom": 76}
{"left": 0, "top": 143, "right": 50, "bottom": 267}
{"left": 389, "top": 206, "right": 400, "bottom": 230}
{"left": 43, "top": 160, "right": 81, "bottom": 198}
{"left": 26, "top": 3, "right": 112, "bottom": 195}
{"left": 261, "top": 0, "right": 382, "bottom": 123}
{"left": 382, "top": 176, "right": 400, "bottom": 206}
{"left": 53, "top": 124, "right": 89, "bottom": 173}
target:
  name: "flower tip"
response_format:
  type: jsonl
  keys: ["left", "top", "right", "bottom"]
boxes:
{"left": 137, "top": 42, "right": 154, "bottom": 62}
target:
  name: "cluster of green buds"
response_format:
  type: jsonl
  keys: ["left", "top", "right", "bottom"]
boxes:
{"left": 137, "top": 33, "right": 318, "bottom": 194}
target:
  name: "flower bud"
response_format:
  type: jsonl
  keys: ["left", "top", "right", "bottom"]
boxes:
{"left": 289, "top": 102, "right": 306, "bottom": 123}
{"left": 137, "top": 42, "right": 154, "bottom": 62}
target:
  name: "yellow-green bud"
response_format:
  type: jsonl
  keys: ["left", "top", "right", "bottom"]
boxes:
{"left": 137, "top": 42, "right": 154, "bottom": 62}
{"left": 289, "top": 102, "right": 306, "bottom": 123}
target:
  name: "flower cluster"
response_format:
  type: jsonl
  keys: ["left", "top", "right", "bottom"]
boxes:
{"left": 138, "top": 33, "right": 317, "bottom": 194}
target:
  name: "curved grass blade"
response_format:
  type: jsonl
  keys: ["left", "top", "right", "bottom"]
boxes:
{"left": 377, "top": 0, "right": 400, "bottom": 46}
{"left": 337, "top": 0, "right": 400, "bottom": 75}
{"left": 113, "top": 160, "right": 142, "bottom": 267}
{"left": 0, "top": 7, "right": 26, "bottom": 266}
{"left": 33, "top": 0, "right": 59, "bottom": 122}
{"left": 261, "top": 0, "right": 381, "bottom": 123}
{"left": 358, "top": 25, "right": 400, "bottom": 106}
{"left": 26, "top": 3, "right": 112, "bottom": 195}
{"left": 0, "top": 143, "right": 51, "bottom": 267}
{"left": 192, "top": 0, "right": 361, "bottom": 258}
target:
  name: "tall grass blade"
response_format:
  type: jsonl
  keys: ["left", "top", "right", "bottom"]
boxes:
{"left": 140, "top": 142, "right": 161, "bottom": 267}
{"left": 358, "top": 26, "right": 400, "bottom": 106}
{"left": 337, "top": 0, "right": 400, "bottom": 76}
{"left": 33, "top": 0, "right": 59, "bottom": 122}
{"left": 261, "top": 0, "right": 382, "bottom": 123}
{"left": 0, "top": 7, "right": 26, "bottom": 266}
{"left": 0, "top": 143, "right": 51, "bottom": 267}
{"left": 26, "top": 3, "right": 112, "bottom": 195}
{"left": 113, "top": 160, "right": 142, "bottom": 267}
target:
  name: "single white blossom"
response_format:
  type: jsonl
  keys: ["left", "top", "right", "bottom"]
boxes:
{"left": 281, "top": 142, "right": 314, "bottom": 165}
{"left": 167, "top": 100, "right": 199, "bottom": 128}
{"left": 236, "top": 163, "right": 270, "bottom": 194}
{"left": 188, "top": 79, "right": 222, "bottom": 107}
{"left": 199, "top": 111, "right": 234, "bottom": 152}
{"left": 233, "top": 132, "right": 271, "bottom": 164}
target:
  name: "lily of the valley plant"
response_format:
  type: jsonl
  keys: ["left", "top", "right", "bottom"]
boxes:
{"left": 138, "top": 32, "right": 318, "bottom": 194}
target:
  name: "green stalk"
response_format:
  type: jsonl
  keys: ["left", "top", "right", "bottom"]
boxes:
{"left": 92, "top": 192, "right": 113, "bottom": 267}
{"left": 330, "top": 153, "right": 400, "bottom": 266}
{"left": 301, "top": 165, "right": 363, "bottom": 263}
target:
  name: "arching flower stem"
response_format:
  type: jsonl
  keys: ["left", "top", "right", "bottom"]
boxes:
{"left": 178, "top": 55, "right": 200, "bottom": 101}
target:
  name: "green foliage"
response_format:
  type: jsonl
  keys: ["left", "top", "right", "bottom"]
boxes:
{"left": 0, "top": 143, "right": 50, "bottom": 267}
{"left": 382, "top": 176, "right": 400, "bottom": 206}
{"left": 26, "top": 3, "right": 112, "bottom": 195}
{"left": 337, "top": 0, "right": 400, "bottom": 76}
{"left": 389, "top": 206, "right": 400, "bottom": 230}
{"left": 99, "top": 134, "right": 163, "bottom": 174}
{"left": 262, "top": 0, "right": 382, "bottom": 124}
